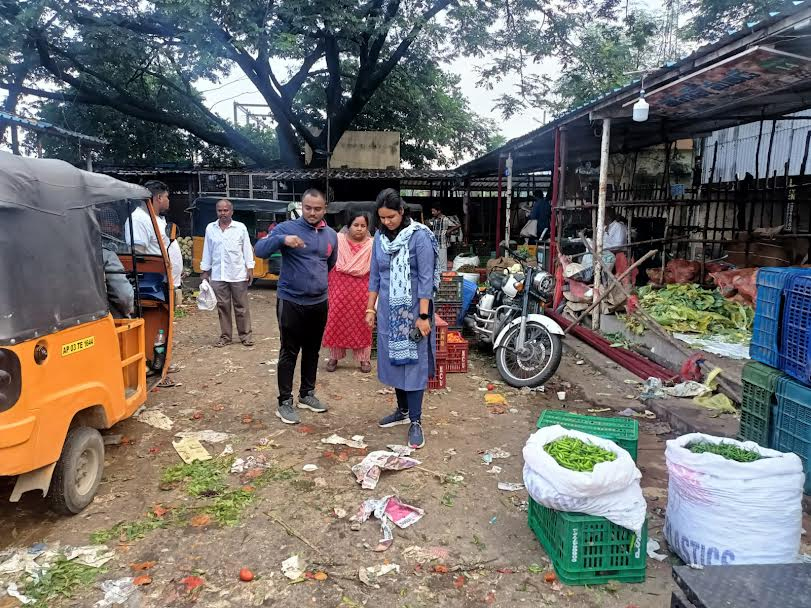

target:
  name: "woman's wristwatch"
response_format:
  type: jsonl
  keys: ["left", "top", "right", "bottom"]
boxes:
{"left": 418, "top": 313, "right": 430, "bottom": 320}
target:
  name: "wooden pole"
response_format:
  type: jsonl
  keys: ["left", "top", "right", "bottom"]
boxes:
{"left": 496, "top": 157, "right": 504, "bottom": 256}
{"left": 563, "top": 249, "right": 657, "bottom": 335}
{"left": 592, "top": 117, "right": 611, "bottom": 330}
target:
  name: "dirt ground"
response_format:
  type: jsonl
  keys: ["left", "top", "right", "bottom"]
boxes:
{"left": 0, "top": 287, "right": 716, "bottom": 607}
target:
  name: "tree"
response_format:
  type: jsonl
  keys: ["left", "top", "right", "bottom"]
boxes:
{"left": 295, "top": 52, "right": 500, "bottom": 168}
{"left": 543, "top": 11, "right": 662, "bottom": 115}
{"left": 26, "top": 99, "right": 279, "bottom": 166}
{"left": 684, "top": 0, "right": 773, "bottom": 42}
{"left": 2, "top": 0, "right": 617, "bottom": 166}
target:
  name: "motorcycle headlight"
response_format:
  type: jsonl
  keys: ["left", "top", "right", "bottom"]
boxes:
{"left": 532, "top": 270, "right": 554, "bottom": 295}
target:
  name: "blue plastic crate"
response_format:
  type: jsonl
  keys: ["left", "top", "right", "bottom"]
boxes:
{"left": 751, "top": 268, "right": 811, "bottom": 367}
{"left": 780, "top": 275, "right": 811, "bottom": 385}
{"left": 773, "top": 377, "right": 811, "bottom": 494}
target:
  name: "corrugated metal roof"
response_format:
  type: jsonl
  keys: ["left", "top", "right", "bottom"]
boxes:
{"left": 457, "top": 0, "right": 811, "bottom": 175}
{"left": 100, "top": 166, "right": 462, "bottom": 180}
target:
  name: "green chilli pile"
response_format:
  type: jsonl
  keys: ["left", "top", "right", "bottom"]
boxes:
{"left": 544, "top": 437, "right": 617, "bottom": 472}
{"left": 688, "top": 441, "right": 762, "bottom": 463}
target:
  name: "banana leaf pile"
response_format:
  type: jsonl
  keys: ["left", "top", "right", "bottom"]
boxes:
{"left": 626, "top": 284, "right": 754, "bottom": 343}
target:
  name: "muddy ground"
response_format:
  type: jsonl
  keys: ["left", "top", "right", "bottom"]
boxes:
{"left": 0, "top": 286, "right": 774, "bottom": 607}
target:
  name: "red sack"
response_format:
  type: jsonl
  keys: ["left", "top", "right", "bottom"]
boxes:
{"left": 680, "top": 353, "right": 704, "bottom": 382}
{"left": 709, "top": 268, "right": 758, "bottom": 306}
{"left": 667, "top": 259, "right": 701, "bottom": 284}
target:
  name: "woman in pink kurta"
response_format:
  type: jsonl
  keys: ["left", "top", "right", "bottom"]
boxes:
{"left": 323, "top": 211, "right": 374, "bottom": 372}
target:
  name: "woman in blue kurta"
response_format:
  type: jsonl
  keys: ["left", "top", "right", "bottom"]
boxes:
{"left": 365, "top": 189, "right": 439, "bottom": 449}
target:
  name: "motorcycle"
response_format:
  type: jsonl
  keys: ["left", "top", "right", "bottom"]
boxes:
{"left": 469, "top": 250, "right": 564, "bottom": 387}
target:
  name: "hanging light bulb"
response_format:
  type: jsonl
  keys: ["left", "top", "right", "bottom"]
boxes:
{"left": 633, "top": 90, "right": 649, "bottom": 122}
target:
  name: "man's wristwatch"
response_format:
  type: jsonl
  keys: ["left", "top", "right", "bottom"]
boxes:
{"left": 418, "top": 313, "right": 430, "bottom": 320}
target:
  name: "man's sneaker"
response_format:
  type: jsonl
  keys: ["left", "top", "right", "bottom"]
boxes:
{"left": 379, "top": 409, "right": 410, "bottom": 428}
{"left": 276, "top": 399, "right": 300, "bottom": 424}
{"left": 408, "top": 422, "right": 425, "bottom": 449}
{"left": 298, "top": 392, "right": 328, "bottom": 413}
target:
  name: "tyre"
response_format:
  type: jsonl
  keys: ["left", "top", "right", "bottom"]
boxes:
{"left": 49, "top": 426, "right": 105, "bottom": 515}
{"left": 495, "top": 320, "right": 562, "bottom": 388}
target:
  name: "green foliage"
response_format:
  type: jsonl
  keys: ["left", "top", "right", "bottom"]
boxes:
{"left": 90, "top": 512, "right": 171, "bottom": 544}
{"left": 161, "top": 459, "right": 230, "bottom": 496}
{"left": 22, "top": 558, "right": 102, "bottom": 608}
{"left": 545, "top": 11, "right": 662, "bottom": 115}
{"left": 2, "top": 0, "right": 621, "bottom": 166}
{"left": 684, "top": 0, "right": 774, "bottom": 42}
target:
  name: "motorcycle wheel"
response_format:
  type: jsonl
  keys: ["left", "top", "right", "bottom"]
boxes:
{"left": 495, "top": 320, "right": 562, "bottom": 388}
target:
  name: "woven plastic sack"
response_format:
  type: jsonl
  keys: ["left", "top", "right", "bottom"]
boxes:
{"left": 664, "top": 433, "right": 804, "bottom": 566}
{"left": 196, "top": 279, "right": 217, "bottom": 311}
{"left": 522, "top": 425, "right": 646, "bottom": 534}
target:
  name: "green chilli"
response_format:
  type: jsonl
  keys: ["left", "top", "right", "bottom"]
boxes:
{"left": 687, "top": 441, "right": 762, "bottom": 463}
{"left": 544, "top": 437, "right": 618, "bottom": 472}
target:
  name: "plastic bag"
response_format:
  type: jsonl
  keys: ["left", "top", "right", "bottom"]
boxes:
{"left": 196, "top": 279, "right": 217, "bottom": 311}
{"left": 664, "top": 433, "right": 804, "bottom": 566}
{"left": 452, "top": 254, "right": 480, "bottom": 271}
{"left": 522, "top": 426, "right": 647, "bottom": 534}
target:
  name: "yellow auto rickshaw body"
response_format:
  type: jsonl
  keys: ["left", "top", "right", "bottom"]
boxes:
{"left": 0, "top": 153, "right": 174, "bottom": 513}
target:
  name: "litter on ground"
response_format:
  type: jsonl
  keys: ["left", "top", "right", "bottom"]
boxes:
{"left": 172, "top": 437, "right": 212, "bottom": 463}
{"left": 351, "top": 451, "right": 420, "bottom": 490}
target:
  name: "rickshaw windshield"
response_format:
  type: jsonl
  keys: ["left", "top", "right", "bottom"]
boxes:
{"left": 0, "top": 152, "right": 151, "bottom": 346}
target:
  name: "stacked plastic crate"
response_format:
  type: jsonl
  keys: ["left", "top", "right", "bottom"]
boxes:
{"left": 428, "top": 314, "right": 448, "bottom": 390}
{"left": 528, "top": 411, "right": 647, "bottom": 585}
{"left": 435, "top": 272, "right": 463, "bottom": 329}
{"left": 746, "top": 267, "right": 811, "bottom": 494}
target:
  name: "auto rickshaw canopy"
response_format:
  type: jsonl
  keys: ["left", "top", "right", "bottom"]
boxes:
{"left": 186, "top": 197, "right": 290, "bottom": 236}
{"left": 0, "top": 152, "right": 151, "bottom": 346}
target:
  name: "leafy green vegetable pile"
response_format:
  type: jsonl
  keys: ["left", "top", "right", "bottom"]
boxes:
{"left": 688, "top": 441, "right": 762, "bottom": 462}
{"left": 627, "top": 284, "right": 754, "bottom": 343}
{"left": 544, "top": 437, "right": 617, "bottom": 472}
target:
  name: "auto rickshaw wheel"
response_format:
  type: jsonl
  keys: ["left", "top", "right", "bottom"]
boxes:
{"left": 49, "top": 426, "right": 105, "bottom": 515}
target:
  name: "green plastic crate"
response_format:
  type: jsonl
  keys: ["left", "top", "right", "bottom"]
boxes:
{"left": 528, "top": 499, "right": 647, "bottom": 586}
{"left": 536, "top": 410, "right": 639, "bottom": 461}
{"left": 738, "top": 362, "right": 784, "bottom": 447}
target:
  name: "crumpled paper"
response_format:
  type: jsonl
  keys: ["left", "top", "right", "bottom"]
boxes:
{"left": 230, "top": 455, "right": 270, "bottom": 474}
{"left": 94, "top": 577, "right": 137, "bottom": 607}
{"left": 351, "top": 451, "right": 420, "bottom": 490}
{"left": 281, "top": 555, "right": 305, "bottom": 580}
{"left": 350, "top": 496, "right": 424, "bottom": 551}
{"left": 321, "top": 434, "right": 367, "bottom": 449}
{"left": 173, "top": 430, "right": 229, "bottom": 443}
{"left": 137, "top": 409, "right": 173, "bottom": 430}
{"left": 358, "top": 564, "right": 400, "bottom": 588}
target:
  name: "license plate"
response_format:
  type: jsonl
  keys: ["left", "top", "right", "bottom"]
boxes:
{"left": 61, "top": 337, "right": 95, "bottom": 356}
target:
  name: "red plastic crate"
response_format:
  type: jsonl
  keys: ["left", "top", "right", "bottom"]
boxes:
{"left": 435, "top": 303, "right": 462, "bottom": 328}
{"left": 446, "top": 331, "right": 469, "bottom": 373}
{"left": 434, "top": 313, "right": 448, "bottom": 354}
{"left": 428, "top": 355, "right": 447, "bottom": 390}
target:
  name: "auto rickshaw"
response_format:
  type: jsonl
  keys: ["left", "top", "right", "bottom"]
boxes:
{"left": 0, "top": 153, "right": 174, "bottom": 514}
{"left": 186, "top": 196, "right": 290, "bottom": 282}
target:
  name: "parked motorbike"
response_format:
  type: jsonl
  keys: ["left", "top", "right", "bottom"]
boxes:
{"left": 469, "top": 250, "right": 564, "bottom": 387}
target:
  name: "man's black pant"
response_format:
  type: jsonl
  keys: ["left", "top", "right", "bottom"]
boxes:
{"left": 276, "top": 298, "right": 329, "bottom": 405}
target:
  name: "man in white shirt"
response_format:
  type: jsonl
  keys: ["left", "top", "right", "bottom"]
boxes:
{"left": 603, "top": 207, "right": 629, "bottom": 251}
{"left": 200, "top": 199, "right": 255, "bottom": 347}
{"left": 125, "top": 180, "right": 171, "bottom": 255}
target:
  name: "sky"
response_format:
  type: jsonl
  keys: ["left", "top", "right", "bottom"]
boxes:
{"left": 201, "top": 54, "right": 558, "bottom": 144}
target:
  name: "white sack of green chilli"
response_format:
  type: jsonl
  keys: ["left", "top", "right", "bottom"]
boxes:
{"left": 624, "top": 284, "right": 754, "bottom": 344}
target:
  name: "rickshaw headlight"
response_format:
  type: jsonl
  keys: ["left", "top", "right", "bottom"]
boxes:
{"left": 0, "top": 349, "right": 21, "bottom": 413}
